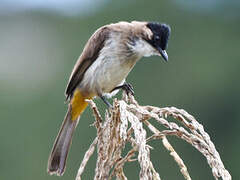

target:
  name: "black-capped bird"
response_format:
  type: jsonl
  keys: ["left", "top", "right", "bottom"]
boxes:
{"left": 47, "top": 21, "right": 171, "bottom": 176}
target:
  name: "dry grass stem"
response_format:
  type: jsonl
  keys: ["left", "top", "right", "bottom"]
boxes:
{"left": 76, "top": 137, "right": 98, "bottom": 180}
{"left": 75, "top": 94, "right": 231, "bottom": 180}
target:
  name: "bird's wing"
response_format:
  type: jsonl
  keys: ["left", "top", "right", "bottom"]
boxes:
{"left": 65, "top": 26, "right": 110, "bottom": 100}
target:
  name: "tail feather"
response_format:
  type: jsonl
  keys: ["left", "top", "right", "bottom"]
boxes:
{"left": 47, "top": 106, "right": 79, "bottom": 176}
{"left": 47, "top": 89, "right": 91, "bottom": 176}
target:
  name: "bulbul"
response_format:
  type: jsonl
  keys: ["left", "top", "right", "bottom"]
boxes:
{"left": 47, "top": 21, "right": 171, "bottom": 176}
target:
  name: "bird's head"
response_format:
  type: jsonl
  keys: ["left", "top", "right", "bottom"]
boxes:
{"left": 145, "top": 22, "right": 171, "bottom": 61}
{"left": 128, "top": 21, "right": 171, "bottom": 61}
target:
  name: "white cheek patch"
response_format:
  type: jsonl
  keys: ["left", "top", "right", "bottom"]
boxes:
{"left": 130, "top": 39, "right": 159, "bottom": 57}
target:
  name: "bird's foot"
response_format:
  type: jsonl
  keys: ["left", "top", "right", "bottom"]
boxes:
{"left": 100, "top": 96, "right": 113, "bottom": 109}
{"left": 112, "top": 83, "right": 134, "bottom": 96}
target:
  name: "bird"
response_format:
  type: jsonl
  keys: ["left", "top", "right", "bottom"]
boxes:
{"left": 47, "top": 21, "right": 171, "bottom": 176}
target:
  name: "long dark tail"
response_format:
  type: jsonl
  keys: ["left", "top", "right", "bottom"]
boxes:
{"left": 47, "top": 107, "right": 79, "bottom": 176}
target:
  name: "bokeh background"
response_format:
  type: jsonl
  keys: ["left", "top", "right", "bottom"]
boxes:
{"left": 0, "top": 0, "right": 239, "bottom": 179}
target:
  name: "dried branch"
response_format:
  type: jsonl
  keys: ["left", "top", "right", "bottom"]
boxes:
{"left": 75, "top": 94, "right": 231, "bottom": 180}
{"left": 76, "top": 137, "right": 97, "bottom": 180}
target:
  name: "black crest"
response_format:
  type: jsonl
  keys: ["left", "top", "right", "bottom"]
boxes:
{"left": 146, "top": 22, "right": 171, "bottom": 50}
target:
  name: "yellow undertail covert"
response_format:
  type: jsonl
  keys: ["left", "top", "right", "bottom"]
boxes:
{"left": 70, "top": 89, "right": 92, "bottom": 121}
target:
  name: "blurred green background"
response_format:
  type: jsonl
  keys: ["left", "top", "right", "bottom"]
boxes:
{"left": 0, "top": 0, "right": 239, "bottom": 179}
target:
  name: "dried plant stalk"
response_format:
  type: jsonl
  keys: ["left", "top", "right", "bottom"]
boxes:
{"left": 75, "top": 94, "right": 231, "bottom": 180}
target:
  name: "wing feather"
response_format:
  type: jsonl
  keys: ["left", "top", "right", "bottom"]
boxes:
{"left": 65, "top": 26, "right": 110, "bottom": 100}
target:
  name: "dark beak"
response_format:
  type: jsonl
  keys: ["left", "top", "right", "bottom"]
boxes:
{"left": 157, "top": 47, "right": 168, "bottom": 62}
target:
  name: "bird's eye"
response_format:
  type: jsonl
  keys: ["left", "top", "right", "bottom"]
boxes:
{"left": 155, "top": 35, "right": 160, "bottom": 40}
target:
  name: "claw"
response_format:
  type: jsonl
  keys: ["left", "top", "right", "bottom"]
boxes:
{"left": 111, "top": 83, "right": 135, "bottom": 96}
{"left": 123, "top": 83, "right": 134, "bottom": 96}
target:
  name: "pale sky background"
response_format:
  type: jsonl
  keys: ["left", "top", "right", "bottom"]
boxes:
{"left": 0, "top": 0, "right": 109, "bottom": 16}
{"left": 0, "top": 0, "right": 239, "bottom": 16}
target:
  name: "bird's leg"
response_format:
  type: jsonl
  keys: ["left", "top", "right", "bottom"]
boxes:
{"left": 100, "top": 96, "right": 113, "bottom": 108}
{"left": 111, "top": 83, "right": 134, "bottom": 96}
